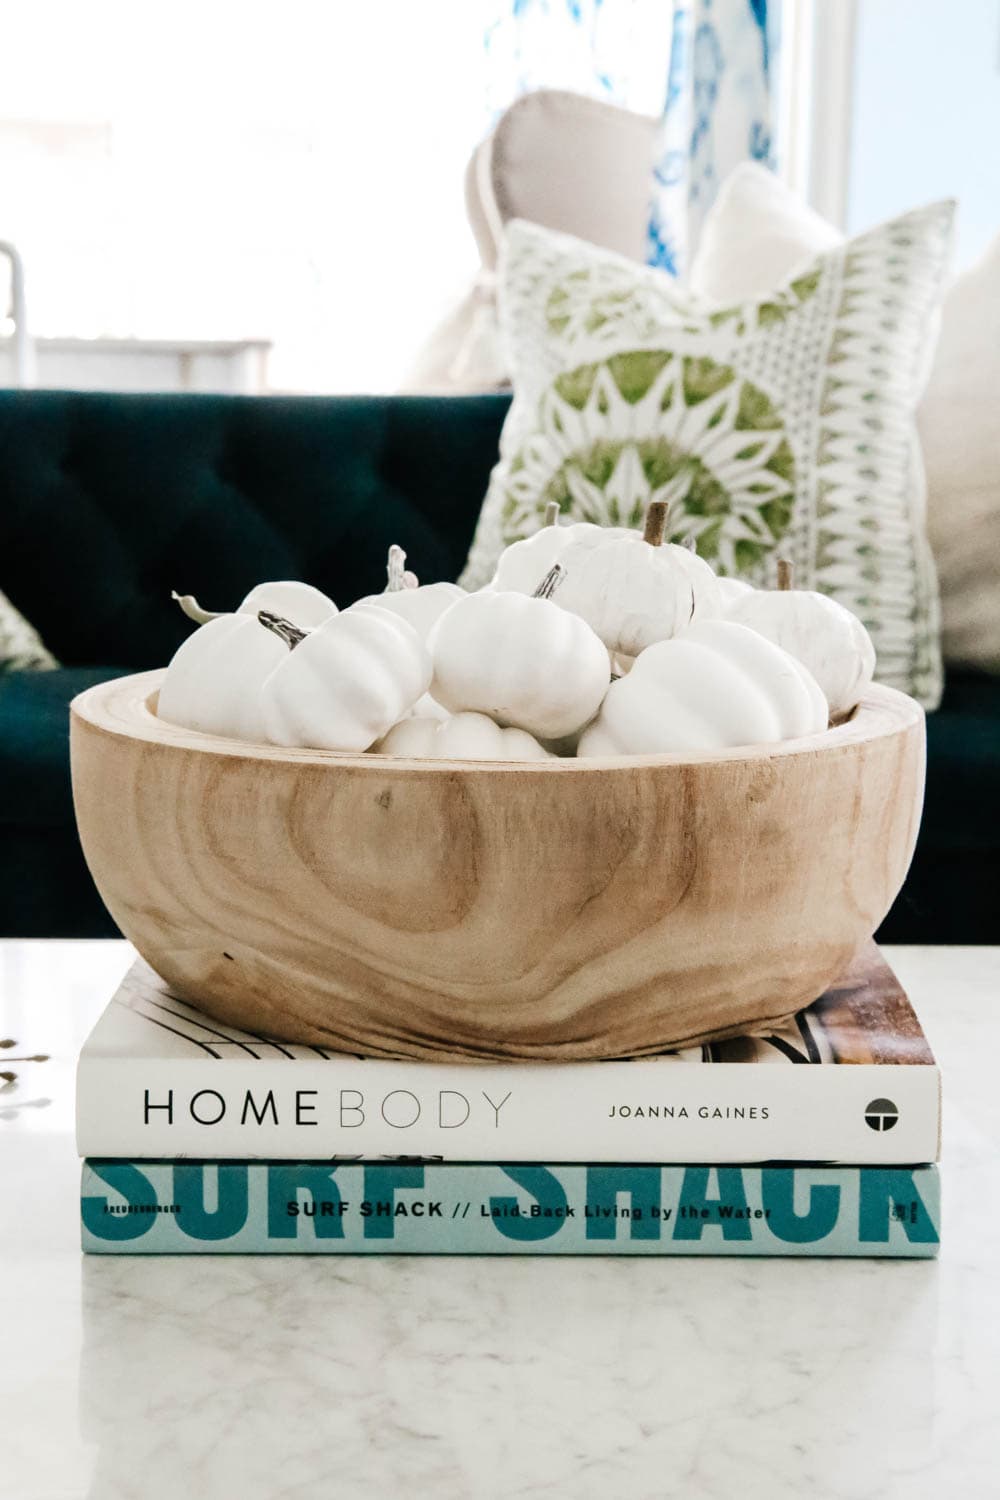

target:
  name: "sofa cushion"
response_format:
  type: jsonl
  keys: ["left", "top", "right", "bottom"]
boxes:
{"left": 0, "top": 667, "right": 131, "bottom": 828}
{"left": 922, "top": 669, "right": 1000, "bottom": 852}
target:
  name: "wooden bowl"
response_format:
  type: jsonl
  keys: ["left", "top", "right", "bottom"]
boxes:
{"left": 70, "top": 671, "right": 924, "bottom": 1061}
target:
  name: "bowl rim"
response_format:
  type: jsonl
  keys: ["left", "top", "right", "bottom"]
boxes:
{"left": 71, "top": 669, "right": 924, "bottom": 775}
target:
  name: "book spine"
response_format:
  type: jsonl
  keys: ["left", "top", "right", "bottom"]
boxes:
{"left": 81, "top": 1160, "right": 940, "bottom": 1257}
{"left": 75, "top": 1055, "right": 941, "bottom": 1165}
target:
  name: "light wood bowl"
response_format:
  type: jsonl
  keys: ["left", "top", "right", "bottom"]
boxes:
{"left": 70, "top": 670, "right": 924, "bottom": 1061}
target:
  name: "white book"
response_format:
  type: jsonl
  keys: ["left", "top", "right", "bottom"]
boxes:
{"left": 76, "top": 948, "right": 941, "bottom": 1165}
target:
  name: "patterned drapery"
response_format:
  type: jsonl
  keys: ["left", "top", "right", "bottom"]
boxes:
{"left": 485, "top": 0, "right": 778, "bottom": 276}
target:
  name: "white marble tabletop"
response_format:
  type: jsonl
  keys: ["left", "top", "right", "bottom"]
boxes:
{"left": 1, "top": 940, "right": 997, "bottom": 1500}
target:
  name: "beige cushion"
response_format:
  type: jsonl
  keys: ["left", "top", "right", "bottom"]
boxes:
{"left": 0, "top": 589, "right": 56, "bottom": 672}
{"left": 485, "top": 89, "right": 658, "bottom": 267}
{"left": 691, "top": 162, "right": 999, "bottom": 675}
{"left": 401, "top": 90, "right": 657, "bottom": 395}
{"left": 917, "top": 237, "right": 1000, "bottom": 671}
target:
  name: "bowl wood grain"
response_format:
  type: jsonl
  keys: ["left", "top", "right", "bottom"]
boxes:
{"left": 70, "top": 670, "right": 925, "bottom": 1060}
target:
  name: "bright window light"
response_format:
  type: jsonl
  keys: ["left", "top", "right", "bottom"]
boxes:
{"left": 0, "top": 1, "right": 499, "bottom": 391}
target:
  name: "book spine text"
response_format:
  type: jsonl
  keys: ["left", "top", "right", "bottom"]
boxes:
{"left": 76, "top": 1056, "right": 941, "bottom": 1165}
{"left": 81, "top": 1161, "right": 941, "bottom": 1257}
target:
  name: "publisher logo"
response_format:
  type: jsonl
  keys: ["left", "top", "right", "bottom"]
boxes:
{"left": 864, "top": 1098, "right": 899, "bottom": 1132}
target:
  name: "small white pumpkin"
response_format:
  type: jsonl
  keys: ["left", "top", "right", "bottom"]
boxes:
{"left": 259, "top": 607, "right": 431, "bottom": 752}
{"left": 491, "top": 503, "right": 633, "bottom": 593}
{"left": 716, "top": 576, "right": 755, "bottom": 613}
{"left": 173, "top": 581, "right": 337, "bottom": 628}
{"left": 428, "top": 565, "right": 610, "bottom": 740}
{"left": 238, "top": 581, "right": 337, "bottom": 627}
{"left": 726, "top": 560, "right": 876, "bottom": 719}
{"left": 407, "top": 692, "right": 451, "bottom": 722}
{"left": 553, "top": 502, "right": 723, "bottom": 656}
{"left": 352, "top": 545, "right": 465, "bottom": 641}
{"left": 158, "top": 614, "right": 288, "bottom": 741}
{"left": 577, "top": 618, "right": 828, "bottom": 757}
{"left": 373, "top": 711, "right": 553, "bottom": 762}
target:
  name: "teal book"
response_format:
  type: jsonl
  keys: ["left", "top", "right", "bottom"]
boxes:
{"left": 81, "top": 1160, "right": 940, "bottom": 1257}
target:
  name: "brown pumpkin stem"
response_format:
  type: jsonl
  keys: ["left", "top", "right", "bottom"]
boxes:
{"left": 172, "top": 591, "right": 220, "bottom": 625}
{"left": 777, "top": 558, "right": 794, "bottom": 591}
{"left": 544, "top": 501, "right": 561, "bottom": 528}
{"left": 257, "top": 610, "right": 308, "bottom": 650}
{"left": 643, "top": 501, "right": 668, "bottom": 547}
{"left": 533, "top": 563, "right": 566, "bottom": 600}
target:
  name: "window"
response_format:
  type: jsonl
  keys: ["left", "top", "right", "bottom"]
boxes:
{"left": 0, "top": 1, "right": 497, "bottom": 391}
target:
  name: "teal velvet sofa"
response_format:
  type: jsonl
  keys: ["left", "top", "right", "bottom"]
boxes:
{"left": 0, "top": 389, "right": 995, "bottom": 941}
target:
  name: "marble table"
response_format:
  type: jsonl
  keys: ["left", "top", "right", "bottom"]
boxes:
{"left": 1, "top": 941, "right": 997, "bottom": 1500}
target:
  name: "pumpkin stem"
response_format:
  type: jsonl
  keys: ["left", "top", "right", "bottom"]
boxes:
{"left": 544, "top": 501, "right": 561, "bottom": 528}
{"left": 533, "top": 563, "right": 566, "bottom": 600}
{"left": 777, "top": 558, "right": 794, "bottom": 591}
{"left": 385, "top": 544, "right": 410, "bottom": 593}
{"left": 643, "top": 501, "right": 668, "bottom": 547}
{"left": 386, "top": 544, "right": 419, "bottom": 592}
{"left": 257, "top": 610, "right": 308, "bottom": 650}
{"left": 172, "top": 591, "right": 220, "bottom": 625}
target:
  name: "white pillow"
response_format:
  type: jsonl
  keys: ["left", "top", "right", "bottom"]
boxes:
{"left": 689, "top": 162, "right": 841, "bottom": 304}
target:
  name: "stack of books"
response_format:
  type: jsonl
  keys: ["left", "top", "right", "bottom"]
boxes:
{"left": 77, "top": 944, "right": 941, "bottom": 1257}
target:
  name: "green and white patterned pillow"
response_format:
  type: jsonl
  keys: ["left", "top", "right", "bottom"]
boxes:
{"left": 461, "top": 204, "right": 955, "bottom": 706}
{"left": 0, "top": 590, "right": 57, "bottom": 673}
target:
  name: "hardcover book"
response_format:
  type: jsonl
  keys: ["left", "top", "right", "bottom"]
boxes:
{"left": 80, "top": 1160, "right": 941, "bottom": 1258}
{"left": 75, "top": 946, "right": 940, "bottom": 1165}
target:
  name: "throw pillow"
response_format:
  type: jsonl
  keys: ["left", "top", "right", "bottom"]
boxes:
{"left": 461, "top": 204, "right": 954, "bottom": 707}
{"left": 0, "top": 590, "right": 57, "bottom": 673}
{"left": 917, "top": 234, "right": 1000, "bottom": 672}
{"left": 690, "top": 162, "right": 1000, "bottom": 676}
{"left": 689, "top": 162, "right": 842, "bottom": 305}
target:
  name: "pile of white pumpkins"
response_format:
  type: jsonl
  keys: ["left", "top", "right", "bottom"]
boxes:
{"left": 158, "top": 501, "right": 876, "bottom": 762}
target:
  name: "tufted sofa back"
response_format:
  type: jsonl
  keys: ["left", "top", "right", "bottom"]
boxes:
{"left": 0, "top": 389, "right": 510, "bottom": 668}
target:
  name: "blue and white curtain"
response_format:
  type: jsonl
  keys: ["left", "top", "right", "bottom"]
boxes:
{"left": 485, "top": 0, "right": 778, "bottom": 277}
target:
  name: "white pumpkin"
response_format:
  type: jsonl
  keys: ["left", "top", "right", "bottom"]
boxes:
{"left": 577, "top": 618, "right": 828, "bottom": 757}
{"left": 407, "top": 692, "right": 451, "bottom": 721}
{"left": 716, "top": 576, "right": 755, "bottom": 613}
{"left": 726, "top": 560, "right": 876, "bottom": 719}
{"left": 428, "top": 566, "right": 610, "bottom": 740}
{"left": 259, "top": 607, "right": 431, "bottom": 752}
{"left": 352, "top": 545, "right": 465, "bottom": 642}
{"left": 158, "top": 614, "right": 288, "bottom": 741}
{"left": 552, "top": 502, "right": 723, "bottom": 655}
{"left": 373, "top": 711, "right": 553, "bottom": 762}
{"left": 172, "top": 581, "right": 337, "bottom": 628}
{"left": 491, "top": 503, "right": 633, "bottom": 594}
{"left": 237, "top": 581, "right": 337, "bottom": 627}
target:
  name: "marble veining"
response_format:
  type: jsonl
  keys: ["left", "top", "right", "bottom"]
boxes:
{"left": 1, "top": 942, "right": 998, "bottom": 1500}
